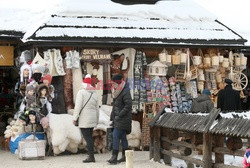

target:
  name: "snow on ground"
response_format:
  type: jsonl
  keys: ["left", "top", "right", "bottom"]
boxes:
{"left": 0, "top": 150, "right": 171, "bottom": 168}
{"left": 170, "top": 151, "right": 244, "bottom": 168}
{"left": 0, "top": 149, "right": 244, "bottom": 168}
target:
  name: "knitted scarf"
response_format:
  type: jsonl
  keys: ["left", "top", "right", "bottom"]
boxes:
{"left": 111, "top": 81, "right": 125, "bottom": 99}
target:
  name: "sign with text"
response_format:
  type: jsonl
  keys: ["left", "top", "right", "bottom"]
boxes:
{"left": 81, "top": 49, "right": 111, "bottom": 62}
{"left": 0, "top": 46, "right": 14, "bottom": 66}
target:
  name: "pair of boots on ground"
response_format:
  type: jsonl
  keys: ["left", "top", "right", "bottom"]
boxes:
{"left": 82, "top": 149, "right": 127, "bottom": 163}
{"left": 108, "top": 148, "right": 127, "bottom": 164}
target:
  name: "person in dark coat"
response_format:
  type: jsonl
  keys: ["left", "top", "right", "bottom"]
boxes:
{"left": 190, "top": 89, "right": 214, "bottom": 113}
{"left": 217, "top": 78, "right": 241, "bottom": 112}
{"left": 108, "top": 74, "right": 132, "bottom": 165}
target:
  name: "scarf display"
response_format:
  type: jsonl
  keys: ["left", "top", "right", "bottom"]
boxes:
{"left": 111, "top": 81, "right": 125, "bottom": 99}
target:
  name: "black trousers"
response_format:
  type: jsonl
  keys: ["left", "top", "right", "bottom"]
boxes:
{"left": 81, "top": 128, "right": 94, "bottom": 156}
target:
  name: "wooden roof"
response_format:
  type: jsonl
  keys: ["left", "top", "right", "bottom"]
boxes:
{"left": 150, "top": 108, "right": 250, "bottom": 138}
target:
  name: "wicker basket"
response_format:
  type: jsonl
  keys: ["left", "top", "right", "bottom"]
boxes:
{"left": 172, "top": 54, "right": 181, "bottom": 65}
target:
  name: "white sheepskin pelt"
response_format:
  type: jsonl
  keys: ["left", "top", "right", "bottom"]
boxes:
{"left": 100, "top": 105, "right": 112, "bottom": 117}
{"left": 127, "top": 120, "right": 141, "bottom": 148}
{"left": 49, "top": 113, "right": 82, "bottom": 155}
{"left": 95, "top": 108, "right": 112, "bottom": 132}
{"left": 72, "top": 67, "right": 83, "bottom": 104}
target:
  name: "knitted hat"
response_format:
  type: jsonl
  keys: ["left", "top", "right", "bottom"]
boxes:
{"left": 112, "top": 74, "right": 123, "bottom": 84}
{"left": 202, "top": 89, "right": 211, "bottom": 95}
{"left": 225, "top": 78, "right": 233, "bottom": 85}
{"left": 20, "top": 63, "right": 32, "bottom": 82}
{"left": 42, "top": 74, "right": 52, "bottom": 84}
{"left": 83, "top": 74, "right": 92, "bottom": 84}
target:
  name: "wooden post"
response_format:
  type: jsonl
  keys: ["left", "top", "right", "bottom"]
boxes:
{"left": 215, "top": 135, "right": 224, "bottom": 164}
{"left": 153, "top": 127, "right": 161, "bottom": 162}
{"left": 162, "top": 128, "right": 172, "bottom": 165}
{"left": 149, "top": 126, "right": 154, "bottom": 159}
{"left": 125, "top": 150, "right": 134, "bottom": 168}
{"left": 203, "top": 133, "right": 212, "bottom": 168}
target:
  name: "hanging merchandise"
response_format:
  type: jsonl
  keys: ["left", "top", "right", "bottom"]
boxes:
{"left": 172, "top": 50, "right": 181, "bottom": 65}
{"left": 222, "top": 58, "right": 229, "bottom": 68}
{"left": 132, "top": 51, "right": 147, "bottom": 113}
{"left": 180, "top": 51, "right": 187, "bottom": 65}
{"left": 192, "top": 48, "right": 203, "bottom": 66}
{"left": 234, "top": 53, "right": 241, "bottom": 67}
{"left": 32, "top": 52, "right": 48, "bottom": 72}
{"left": 240, "top": 53, "right": 247, "bottom": 67}
{"left": 147, "top": 60, "right": 167, "bottom": 76}
{"left": 159, "top": 48, "right": 171, "bottom": 66}
{"left": 211, "top": 55, "right": 219, "bottom": 68}
{"left": 218, "top": 53, "right": 224, "bottom": 63}
{"left": 203, "top": 54, "right": 211, "bottom": 69}
{"left": 65, "top": 50, "right": 81, "bottom": 69}
{"left": 19, "top": 50, "right": 32, "bottom": 64}
{"left": 44, "top": 49, "right": 66, "bottom": 76}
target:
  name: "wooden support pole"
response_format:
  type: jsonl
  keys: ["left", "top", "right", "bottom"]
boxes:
{"left": 215, "top": 135, "right": 224, "bottom": 164}
{"left": 203, "top": 133, "right": 212, "bottom": 168}
{"left": 162, "top": 129, "right": 172, "bottom": 165}
{"left": 149, "top": 126, "right": 154, "bottom": 160}
{"left": 153, "top": 127, "right": 161, "bottom": 162}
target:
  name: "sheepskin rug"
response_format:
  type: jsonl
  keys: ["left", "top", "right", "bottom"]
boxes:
{"left": 48, "top": 113, "right": 85, "bottom": 155}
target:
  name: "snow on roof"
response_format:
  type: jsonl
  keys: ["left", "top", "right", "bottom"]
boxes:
{"left": 0, "top": 0, "right": 246, "bottom": 45}
{"left": 28, "top": 15, "right": 242, "bottom": 41}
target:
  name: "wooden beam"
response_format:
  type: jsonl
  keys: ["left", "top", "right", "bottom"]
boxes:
{"left": 213, "top": 147, "right": 245, "bottom": 157}
{"left": 203, "top": 133, "right": 212, "bottom": 168}
{"left": 161, "top": 136, "right": 203, "bottom": 150}
{"left": 213, "top": 163, "right": 241, "bottom": 168}
{"left": 161, "top": 149, "right": 204, "bottom": 166}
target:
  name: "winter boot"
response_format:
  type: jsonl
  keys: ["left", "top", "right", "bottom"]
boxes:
{"left": 117, "top": 149, "right": 127, "bottom": 163}
{"left": 83, "top": 155, "right": 95, "bottom": 163}
{"left": 108, "top": 150, "right": 119, "bottom": 164}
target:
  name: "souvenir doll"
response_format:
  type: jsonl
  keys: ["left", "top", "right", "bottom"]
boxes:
{"left": 41, "top": 74, "right": 54, "bottom": 101}
{"left": 15, "top": 63, "right": 32, "bottom": 110}
{"left": 24, "top": 85, "right": 36, "bottom": 110}
{"left": 26, "top": 110, "right": 39, "bottom": 125}
{"left": 36, "top": 84, "right": 52, "bottom": 117}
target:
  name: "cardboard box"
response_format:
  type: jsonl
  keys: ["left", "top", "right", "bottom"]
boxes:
{"left": 18, "top": 140, "right": 46, "bottom": 160}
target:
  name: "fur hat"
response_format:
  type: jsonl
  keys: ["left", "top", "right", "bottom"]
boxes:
{"left": 26, "top": 84, "right": 35, "bottom": 94}
{"left": 31, "top": 63, "right": 45, "bottom": 74}
{"left": 20, "top": 50, "right": 32, "bottom": 63}
{"left": 83, "top": 74, "right": 92, "bottom": 84}
{"left": 225, "top": 78, "right": 233, "bottom": 85}
{"left": 37, "top": 84, "right": 49, "bottom": 93}
{"left": 42, "top": 74, "right": 52, "bottom": 84}
{"left": 202, "top": 89, "right": 211, "bottom": 95}
{"left": 20, "top": 63, "right": 32, "bottom": 82}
